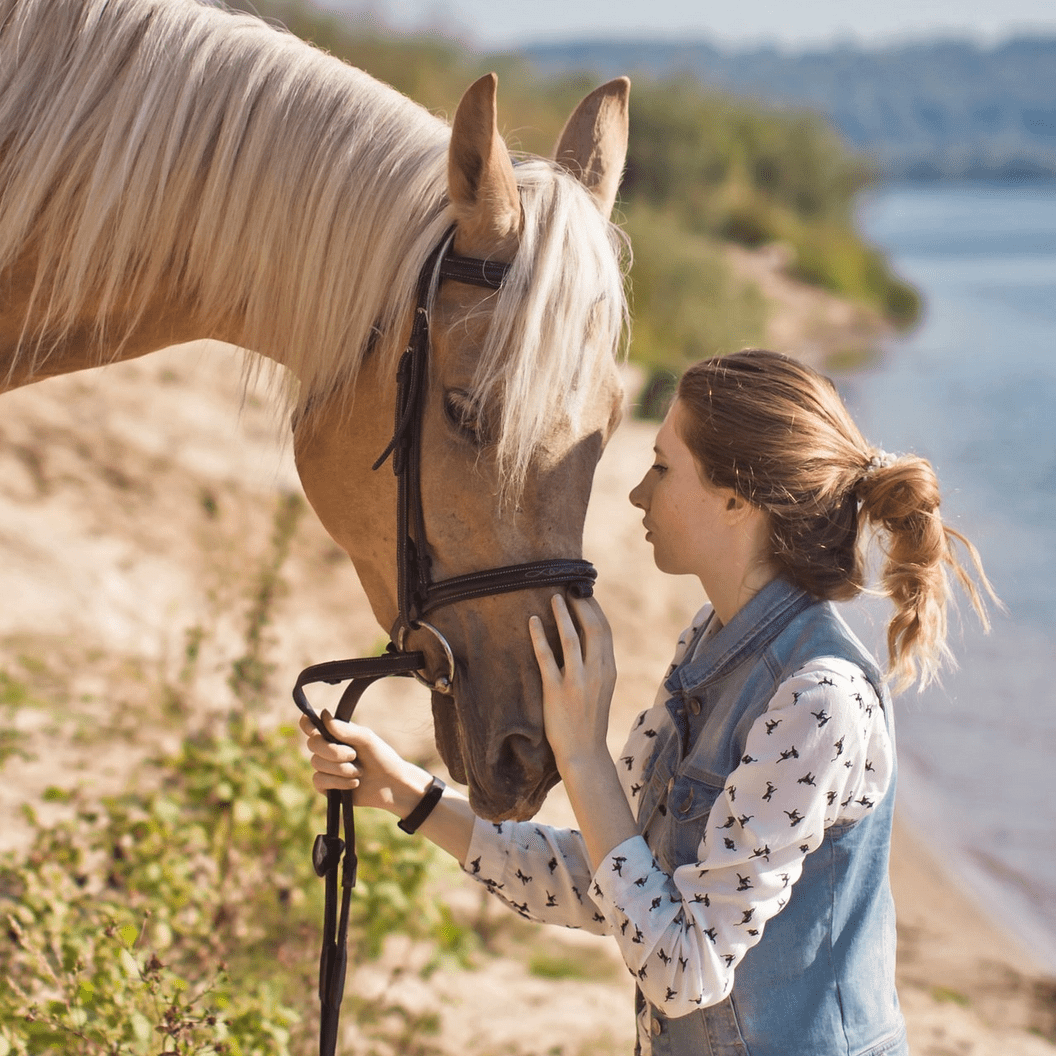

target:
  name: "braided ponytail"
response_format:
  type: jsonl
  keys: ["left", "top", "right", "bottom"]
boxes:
{"left": 854, "top": 453, "right": 994, "bottom": 691}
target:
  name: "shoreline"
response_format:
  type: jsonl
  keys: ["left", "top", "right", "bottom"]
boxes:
{"left": 889, "top": 814, "right": 1056, "bottom": 1051}
{"left": 890, "top": 813, "right": 1049, "bottom": 977}
{"left": 895, "top": 753, "right": 1056, "bottom": 981}
{"left": 722, "top": 241, "right": 895, "bottom": 373}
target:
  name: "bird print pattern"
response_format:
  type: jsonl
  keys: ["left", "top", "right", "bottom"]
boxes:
{"left": 460, "top": 609, "right": 893, "bottom": 1056}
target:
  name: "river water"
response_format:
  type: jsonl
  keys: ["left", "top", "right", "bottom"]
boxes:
{"left": 841, "top": 181, "right": 1056, "bottom": 972}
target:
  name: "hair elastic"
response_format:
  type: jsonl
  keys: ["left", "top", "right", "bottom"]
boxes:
{"left": 866, "top": 449, "right": 898, "bottom": 475}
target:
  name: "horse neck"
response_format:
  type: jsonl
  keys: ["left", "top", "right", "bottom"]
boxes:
{"left": 0, "top": 0, "right": 450, "bottom": 393}
{"left": 0, "top": 247, "right": 240, "bottom": 392}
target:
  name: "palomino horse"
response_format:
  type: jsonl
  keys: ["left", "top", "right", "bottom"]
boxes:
{"left": 0, "top": 0, "right": 630, "bottom": 821}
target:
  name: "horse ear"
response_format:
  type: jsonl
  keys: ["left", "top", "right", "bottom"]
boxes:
{"left": 553, "top": 77, "right": 630, "bottom": 219}
{"left": 448, "top": 73, "right": 522, "bottom": 254}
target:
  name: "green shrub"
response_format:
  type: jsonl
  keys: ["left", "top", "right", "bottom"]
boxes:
{"left": 0, "top": 493, "right": 475, "bottom": 1055}
{"left": 0, "top": 710, "right": 475, "bottom": 1055}
{"left": 621, "top": 80, "right": 918, "bottom": 328}
{"left": 624, "top": 204, "right": 768, "bottom": 381}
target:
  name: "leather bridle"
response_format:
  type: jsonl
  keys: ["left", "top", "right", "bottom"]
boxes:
{"left": 292, "top": 226, "right": 598, "bottom": 1056}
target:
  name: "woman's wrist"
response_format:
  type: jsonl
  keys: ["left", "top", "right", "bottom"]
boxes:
{"left": 397, "top": 775, "right": 446, "bottom": 834}
{"left": 553, "top": 743, "right": 613, "bottom": 784}
{"left": 388, "top": 764, "right": 434, "bottom": 820}
{"left": 556, "top": 749, "right": 638, "bottom": 870}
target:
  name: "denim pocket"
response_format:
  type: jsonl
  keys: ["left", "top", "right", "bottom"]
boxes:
{"left": 662, "top": 772, "right": 725, "bottom": 868}
{"left": 651, "top": 995, "right": 750, "bottom": 1056}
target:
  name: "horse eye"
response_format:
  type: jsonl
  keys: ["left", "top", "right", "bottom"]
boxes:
{"left": 443, "top": 389, "right": 486, "bottom": 444}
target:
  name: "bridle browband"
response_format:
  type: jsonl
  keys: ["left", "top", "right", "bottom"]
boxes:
{"left": 292, "top": 227, "right": 597, "bottom": 1056}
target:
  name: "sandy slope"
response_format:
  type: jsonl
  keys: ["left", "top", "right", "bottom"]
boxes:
{"left": 1, "top": 320, "right": 1053, "bottom": 1053}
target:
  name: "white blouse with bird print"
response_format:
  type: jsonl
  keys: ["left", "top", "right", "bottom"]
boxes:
{"left": 461, "top": 605, "right": 894, "bottom": 1030}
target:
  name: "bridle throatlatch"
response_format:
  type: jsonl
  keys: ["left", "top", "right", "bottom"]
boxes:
{"left": 292, "top": 227, "right": 597, "bottom": 1056}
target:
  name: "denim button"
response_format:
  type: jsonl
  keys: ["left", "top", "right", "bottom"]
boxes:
{"left": 666, "top": 777, "right": 675, "bottom": 796}
{"left": 688, "top": 696, "right": 702, "bottom": 716}
{"left": 651, "top": 1018, "right": 663, "bottom": 1035}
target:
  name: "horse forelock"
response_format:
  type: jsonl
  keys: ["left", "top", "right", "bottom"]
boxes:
{"left": 0, "top": 0, "right": 628, "bottom": 495}
{"left": 465, "top": 160, "right": 630, "bottom": 500}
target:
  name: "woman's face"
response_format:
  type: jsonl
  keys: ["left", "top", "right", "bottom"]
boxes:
{"left": 628, "top": 399, "right": 738, "bottom": 581}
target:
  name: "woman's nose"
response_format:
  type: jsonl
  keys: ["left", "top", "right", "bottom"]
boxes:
{"left": 629, "top": 477, "right": 647, "bottom": 510}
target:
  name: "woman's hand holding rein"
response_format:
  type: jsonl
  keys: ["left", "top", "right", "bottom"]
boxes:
{"left": 298, "top": 712, "right": 476, "bottom": 864}
{"left": 299, "top": 712, "right": 426, "bottom": 811}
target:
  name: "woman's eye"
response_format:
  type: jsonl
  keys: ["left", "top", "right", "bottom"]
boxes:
{"left": 651, "top": 463, "right": 668, "bottom": 474}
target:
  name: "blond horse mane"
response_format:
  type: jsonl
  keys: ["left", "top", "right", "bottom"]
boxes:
{"left": 0, "top": 0, "right": 628, "bottom": 492}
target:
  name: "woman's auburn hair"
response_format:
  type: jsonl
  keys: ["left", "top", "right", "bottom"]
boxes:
{"left": 675, "top": 349, "right": 996, "bottom": 693}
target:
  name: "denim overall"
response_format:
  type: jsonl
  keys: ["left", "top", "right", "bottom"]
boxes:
{"left": 636, "top": 578, "right": 908, "bottom": 1056}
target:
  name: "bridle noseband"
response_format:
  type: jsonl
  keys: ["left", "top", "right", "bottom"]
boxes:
{"left": 292, "top": 227, "right": 597, "bottom": 1056}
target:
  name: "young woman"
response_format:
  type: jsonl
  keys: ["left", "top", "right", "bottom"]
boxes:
{"left": 302, "top": 349, "right": 994, "bottom": 1056}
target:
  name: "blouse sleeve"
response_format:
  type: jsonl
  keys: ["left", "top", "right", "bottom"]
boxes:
{"left": 461, "top": 818, "right": 611, "bottom": 934}
{"left": 588, "top": 657, "right": 894, "bottom": 1015}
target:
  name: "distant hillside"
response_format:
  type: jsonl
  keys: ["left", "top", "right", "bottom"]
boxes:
{"left": 520, "top": 36, "right": 1056, "bottom": 180}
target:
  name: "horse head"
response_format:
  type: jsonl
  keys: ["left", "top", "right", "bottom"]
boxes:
{"left": 293, "top": 74, "right": 629, "bottom": 821}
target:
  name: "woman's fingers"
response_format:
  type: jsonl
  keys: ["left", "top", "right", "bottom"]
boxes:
{"left": 532, "top": 594, "right": 616, "bottom": 768}
{"left": 577, "top": 597, "right": 615, "bottom": 671}
{"left": 528, "top": 613, "right": 560, "bottom": 681}
{"left": 550, "top": 594, "right": 585, "bottom": 666}
{"left": 305, "top": 733, "right": 356, "bottom": 763}
{"left": 530, "top": 593, "right": 611, "bottom": 679}
{"left": 570, "top": 594, "right": 608, "bottom": 643}
{"left": 298, "top": 712, "right": 416, "bottom": 812}
{"left": 298, "top": 711, "right": 364, "bottom": 791}
{"left": 298, "top": 713, "right": 361, "bottom": 756}
{"left": 309, "top": 749, "right": 358, "bottom": 777}
{"left": 312, "top": 770, "right": 359, "bottom": 792}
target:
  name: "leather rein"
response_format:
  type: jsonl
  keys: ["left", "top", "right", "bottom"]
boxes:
{"left": 292, "top": 227, "right": 597, "bottom": 1056}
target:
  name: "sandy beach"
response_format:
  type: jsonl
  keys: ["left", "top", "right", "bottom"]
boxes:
{"left": 1, "top": 312, "right": 1054, "bottom": 1052}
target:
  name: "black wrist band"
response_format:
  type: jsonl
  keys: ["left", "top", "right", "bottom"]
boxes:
{"left": 397, "top": 775, "right": 446, "bottom": 834}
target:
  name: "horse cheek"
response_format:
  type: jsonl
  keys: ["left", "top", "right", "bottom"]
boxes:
{"left": 431, "top": 691, "right": 468, "bottom": 785}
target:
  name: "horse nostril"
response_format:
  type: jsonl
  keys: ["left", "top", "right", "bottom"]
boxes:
{"left": 478, "top": 733, "right": 560, "bottom": 821}
{"left": 491, "top": 731, "right": 547, "bottom": 779}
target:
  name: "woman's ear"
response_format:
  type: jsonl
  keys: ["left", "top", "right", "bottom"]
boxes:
{"left": 723, "top": 492, "right": 750, "bottom": 518}
{"left": 722, "top": 490, "right": 772, "bottom": 537}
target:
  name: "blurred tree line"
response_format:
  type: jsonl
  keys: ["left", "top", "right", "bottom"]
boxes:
{"left": 239, "top": 0, "right": 920, "bottom": 379}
